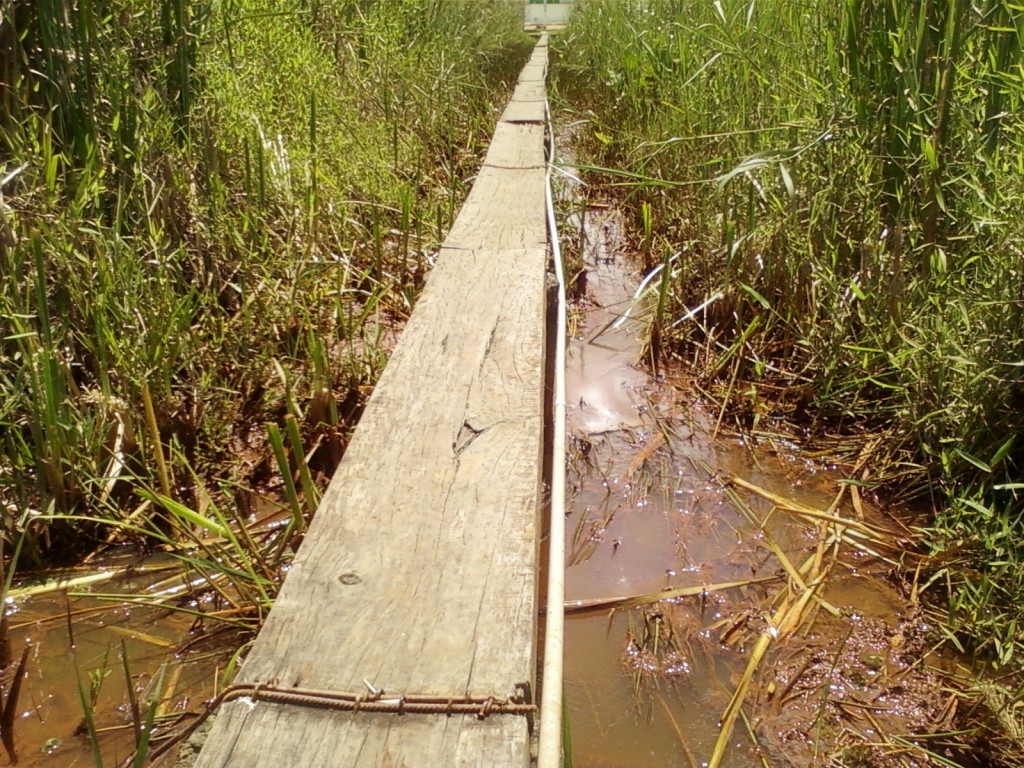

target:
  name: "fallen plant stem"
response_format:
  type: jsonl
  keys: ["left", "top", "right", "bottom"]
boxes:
{"left": 0, "top": 646, "right": 29, "bottom": 763}
{"left": 563, "top": 577, "right": 779, "bottom": 615}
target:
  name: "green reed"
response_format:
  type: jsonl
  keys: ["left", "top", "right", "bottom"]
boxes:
{"left": 1, "top": 0, "right": 529, "bottom": 562}
{"left": 1, "top": 5, "right": 527, "bottom": 757}
{"left": 553, "top": 0, "right": 1024, "bottom": 680}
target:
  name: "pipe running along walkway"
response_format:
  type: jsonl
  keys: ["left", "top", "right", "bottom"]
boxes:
{"left": 192, "top": 35, "right": 563, "bottom": 768}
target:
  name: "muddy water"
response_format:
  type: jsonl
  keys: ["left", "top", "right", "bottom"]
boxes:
{"left": 3, "top": 555, "right": 225, "bottom": 767}
{"left": 560, "top": 200, "right": 956, "bottom": 767}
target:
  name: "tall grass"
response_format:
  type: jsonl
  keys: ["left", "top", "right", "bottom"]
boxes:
{"left": 0, "top": 0, "right": 529, "bottom": 566}
{"left": 553, "top": 0, "right": 1024, "bottom": 669}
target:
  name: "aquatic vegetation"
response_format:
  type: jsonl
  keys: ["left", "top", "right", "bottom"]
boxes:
{"left": 553, "top": 0, "right": 1024, "bottom": 684}
{"left": 0, "top": 2, "right": 529, "bottom": 763}
{"left": 0, "top": 0, "right": 529, "bottom": 564}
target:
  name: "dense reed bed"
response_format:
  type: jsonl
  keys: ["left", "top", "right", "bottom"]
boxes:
{"left": 553, "top": 0, "right": 1024, "bottom": 674}
{"left": 0, "top": 0, "right": 528, "bottom": 575}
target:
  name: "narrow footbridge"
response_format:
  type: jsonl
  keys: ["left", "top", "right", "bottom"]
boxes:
{"left": 193, "top": 36, "right": 553, "bottom": 768}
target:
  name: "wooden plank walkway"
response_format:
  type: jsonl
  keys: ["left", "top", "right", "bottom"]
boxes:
{"left": 192, "top": 35, "right": 550, "bottom": 768}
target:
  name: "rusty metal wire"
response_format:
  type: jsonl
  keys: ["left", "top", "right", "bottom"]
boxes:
{"left": 150, "top": 681, "right": 535, "bottom": 761}
{"left": 219, "top": 682, "right": 536, "bottom": 720}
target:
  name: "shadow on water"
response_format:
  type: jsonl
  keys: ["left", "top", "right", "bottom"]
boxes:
{"left": 559, "top": 175, "right": 964, "bottom": 768}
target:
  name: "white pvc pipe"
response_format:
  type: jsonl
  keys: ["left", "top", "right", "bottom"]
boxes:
{"left": 537, "top": 95, "right": 567, "bottom": 768}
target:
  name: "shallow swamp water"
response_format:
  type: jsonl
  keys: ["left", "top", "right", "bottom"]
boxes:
{"left": 558, "top": 186, "right": 973, "bottom": 768}
{"left": 1, "top": 553, "right": 231, "bottom": 767}
{"left": 0, "top": 501, "right": 304, "bottom": 767}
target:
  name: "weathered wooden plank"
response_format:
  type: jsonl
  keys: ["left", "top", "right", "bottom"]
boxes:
{"left": 483, "top": 123, "right": 545, "bottom": 167}
{"left": 194, "top": 253, "right": 545, "bottom": 766}
{"left": 193, "top": 38, "right": 548, "bottom": 768}
{"left": 443, "top": 168, "right": 547, "bottom": 251}
{"left": 510, "top": 80, "right": 545, "bottom": 102}
{"left": 500, "top": 100, "right": 546, "bottom": 124}
{"left": 193, "top": 702, "right": 530, "bottom": 768}
{"left": 202, "top": 240, "right": 546, "bottom": 695}
{"left": 518, "top": 62, "right": 547, "bottom": 82}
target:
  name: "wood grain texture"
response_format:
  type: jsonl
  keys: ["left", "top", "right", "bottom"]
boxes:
{"left": 192, "top": 39, "right": 548, "bottom": 768}
{"left": 518, "top": 62, "right": 546, "bottom": 82}
{"left": 231, "top": 241, "right": 546, "bottom": 696}
{"left": 510, "top": 80, "right": 545, "bottom": 102}
{"left": 500, "top": 100, "right": 546, "bottom": 124}
{"left": 194, "top": 702, "right": 530, "bottom": 768}
{"left": 483, "top": 123, "right": 545, "bottom": 168}
{"left": 443, "top": 168, "right": 547, "bottom": 252}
